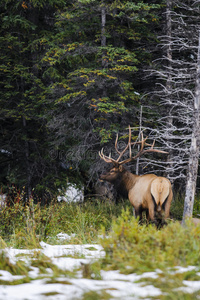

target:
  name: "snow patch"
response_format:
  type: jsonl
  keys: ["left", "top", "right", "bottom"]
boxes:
{"left": 57, "top": 184, "right": 84, "bottom": 203}
{"left": 0, "top": 237, "right": 200, "bottom": 299}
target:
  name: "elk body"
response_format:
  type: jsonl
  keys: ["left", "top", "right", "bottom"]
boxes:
{"left": 99, "top": 126, "right": 173, "bottom": 224}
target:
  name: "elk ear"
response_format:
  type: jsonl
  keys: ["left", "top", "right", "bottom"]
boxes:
{"left": 119, "top": 165, "right": 123, "bottom": 172}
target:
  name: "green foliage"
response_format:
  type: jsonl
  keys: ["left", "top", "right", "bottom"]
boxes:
{"left": 0, "top": 0, "right": 67, "bottom": 197}
{"left": 31, "top": 251, "right": 60, "bottom": 274}
{"left": 82, "top": 290, "right": 111, "bottom": 300}
{"left": 0, "top": 0, "right": 164, "bottom": 197}
{"left": 193, "top": 193, "right": 200, "bottom": 217}
{"left": 0, "top": 197, "right": 129, "bottom": 247}
{"left": 1, "top": 194, "right": 200, "bottom": 298}
{"left": 10, "top": 229, "right": 40, "bottom": 249}
{"left": 136, "top": 270, "right": 200, "bottom": 300}
{"left": 100, "top": 208, "right": 200, "bottom": 273}
{"left": 169, "top": 193, "right": 185, "bottom": 220}
{"left": 45, "top": 199, "right": 128, "bottom": 244}
{"left": 170, "top": 193, "right": 200, "bottom": 220}
{"left": 41, "top": 0, "right": 162, "bottom": 144}
{"left": 0, "top": 237, "right": 7, "bottom": 249}
{"left": 0, "top": 251, "right": 29, "bottom": 276}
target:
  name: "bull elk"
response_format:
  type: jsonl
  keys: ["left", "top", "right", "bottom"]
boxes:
{"left": 99, "top": 126, "right": 173, "bottom": 225}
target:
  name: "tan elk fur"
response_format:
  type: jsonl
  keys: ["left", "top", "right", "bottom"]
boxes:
{"left": 150, "top": 177, "right": 172, "bottom": 218}
{"left": 100, "top": 165, "right": 173, "bottom": 222}
{"left": 99, "top": 125, "right": 173, "bottom": 224}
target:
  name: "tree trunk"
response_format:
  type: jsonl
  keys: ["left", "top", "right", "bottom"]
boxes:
{"left": 182, "top": 31, "right": 200, "bottom": 221}
{"left": 101, "top": 5, "right": 106, "bottom": 47}
{"left": 101, "top": 3, "right": 107, "bottom": 69}
{"left": 165, "top": 0, "right": 174, "bottom": 179}
{"left": 166, "top": 0, "right": 172, "bottom": 87}
{"left": 136, "top": 105, "right": 143, "bottom": 175}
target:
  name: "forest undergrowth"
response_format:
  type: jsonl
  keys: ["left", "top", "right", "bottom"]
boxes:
{"left": 0, "top": 194, "right": 200, "bottom": 260}
{"left": 0, "top": 193, "right": 200, "bottom": 247}
{"left": 1, "top": 195, "right": 200, "bottom": 299}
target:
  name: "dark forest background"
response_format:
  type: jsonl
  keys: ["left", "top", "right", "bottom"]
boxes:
{"left": 1, "top": 0, "right": 199, "bottom": 203}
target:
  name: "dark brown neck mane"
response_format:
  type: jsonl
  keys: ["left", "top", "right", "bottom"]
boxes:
{"left": 114, "top": 169, "right": 138, "bottom": 198}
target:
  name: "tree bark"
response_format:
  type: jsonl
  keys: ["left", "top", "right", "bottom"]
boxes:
{"left": 101, "top": 3, "right": 107, "bottom": 69}
{"left": 165, "top": 0, "right": 174, "bottom": 179}
{"left": 136, "top": 105, "right": 143, "bottom": 175}
{"left": 182, "top": 31, "right": 200, "bottom": 221}
{"left": 101, "top": 5, "right": 106, "bottom": 47}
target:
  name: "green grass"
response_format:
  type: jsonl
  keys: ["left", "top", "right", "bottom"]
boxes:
{"left": 137, "top": 270, "right": 200, "bottom": 296}
{"left": 170, "top": 192, "right": 200, "bottom": 220}
{"left": 0, "top": 251, "right": 29, "bottom": 276}
{"left": 82, "top": 290, "right": 111, "bottom": 300}
{"left": 0, "top": 195, "right": 200, "bottom": 298}
{"left": 99, "top": 208, "right": 200, "bottom": 273}
{"left": 0, "top": 198, "right": 129, "bottom": 247}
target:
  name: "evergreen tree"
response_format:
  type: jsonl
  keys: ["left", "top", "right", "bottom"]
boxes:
{"left": 0, "top": 0, "right": 164, "bottom": 199}
{"left": 42, "top": 0, "right": 162, "bottom": 181}
{"left": 0, "top": 0, "right": 65, "bottom": 199}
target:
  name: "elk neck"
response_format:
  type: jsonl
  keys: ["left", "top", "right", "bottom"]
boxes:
{"left": 115, "top": 168, "right": 138, "bottom": 195}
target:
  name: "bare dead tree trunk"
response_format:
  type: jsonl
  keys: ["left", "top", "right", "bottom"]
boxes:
{"left": 136, "top": 105, "right": 143, "bottom": 175}
{"left": 149, "top": 0, "right": 199, "bottom": 183}
{"left": 101, "top": 2, "right": 107, "bottom": 96}
{"left": 182, "top": 31, "right": 200, "bottom": 221}
{"left": 166, "top": 0, "right": 172, "bottom": 90}
{"left": 101, "top": 3, "right": 107, "bottom": 70}
{"left": 101, "top": 5, "right": 106, "bottom": 47}
{"left": 165, "top": 0, "right": 174, "bottom": 179}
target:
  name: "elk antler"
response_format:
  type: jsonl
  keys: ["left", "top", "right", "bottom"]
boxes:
{"left": 99, "top": 125, "right": 168, "bottom": 165}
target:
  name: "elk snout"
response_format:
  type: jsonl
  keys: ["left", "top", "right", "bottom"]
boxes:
{"left": 99, "top": 174, "right": 105, "bottom": 182}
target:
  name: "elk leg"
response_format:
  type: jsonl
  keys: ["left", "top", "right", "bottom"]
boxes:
{"left": 135, "top": 206, "right": 143, "bottom": 221}
{"left": 164, "top": 190, "right": 173, "bottom": 219}
{"left": 148, "top": 204, "right": 155, "bottom": 222}
{"left": 146, "top": 209, "right": 150, "bottom": 222}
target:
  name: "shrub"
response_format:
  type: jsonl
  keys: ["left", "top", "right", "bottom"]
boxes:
{"left": 0, "top": 197, "right": 129, "bottom": 247}
{"left": 100, "top": 208, "right": 200, "bottom": 273}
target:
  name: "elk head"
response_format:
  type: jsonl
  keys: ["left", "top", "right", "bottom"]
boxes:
{"left": 99, "top": 165, "right": 124, "bottom": 183}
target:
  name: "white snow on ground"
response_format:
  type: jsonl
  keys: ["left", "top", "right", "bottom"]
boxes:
{"left": 56, "top": 233, "right": 76, "bottom": 240}
{"left": 57, "top": 184, "right": 84, "bottom": 203}
{"left": 181, "top": 280, "right": 200, "bottom": 294}
{"left": 0, "top": 233, "right": 200, "bottom": 299}
{"left": 0, "top": 270, "right": 24, "bottom": 282}
{"left": 172, "top": 266, "right": 197, "bottom": 274}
